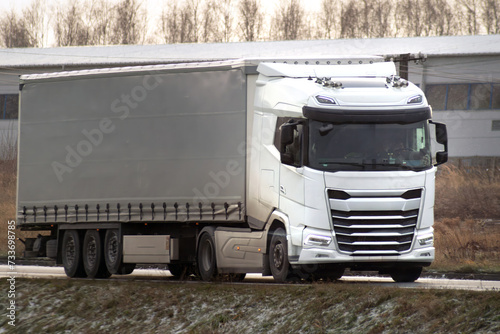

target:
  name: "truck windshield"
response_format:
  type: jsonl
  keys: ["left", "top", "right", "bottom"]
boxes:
{"left": 308, "top": 120, "right": 432, "bottom": 172}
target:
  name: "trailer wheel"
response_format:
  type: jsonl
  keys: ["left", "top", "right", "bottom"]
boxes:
{"left": 390, "top": 267, "right": 422, "bottom": 282}
{"left": 104, "top": 229, "right": 135, "bottom": 275}
{"left": 83, "top": 230, "right": 111, "bottom": 278}
{"left": 62, "top": 230, "right": 86, "bottom": 278}
{"left": 197, "top": 232, "right": 217, "bottom": 281}
{"left": 269, "top": 228, "right": 290, "bottom": 283}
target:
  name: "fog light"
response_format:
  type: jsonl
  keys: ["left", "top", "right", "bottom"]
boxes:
{"left": 305, "top": 234, "right": 332, "bottom": 247}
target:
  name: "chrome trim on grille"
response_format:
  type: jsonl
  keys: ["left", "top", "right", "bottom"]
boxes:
{"left": 328, "top": 188, "right": 422, "bottom": 256}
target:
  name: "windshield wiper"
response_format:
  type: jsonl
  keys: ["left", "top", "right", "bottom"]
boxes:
{"left": 368, "top": 162, "right": 416, "bottom": 170}
{"left": 318, "top": 161, "right": 366, "bottom": 169}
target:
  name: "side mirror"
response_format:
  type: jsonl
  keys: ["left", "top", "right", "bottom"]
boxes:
{"left": 430, "top": 121, "right": 448, "bottom": 165}
{"left": 280, "top": 122, "right": 300, "bottom": 166}
{"left": 436, "top": 151, "right": 448, "bottom": 165}
{"left": 435, "top": 123, "right": 448, "bottom": 147}
{"left": 280, "top": 123, "right": 295, "bottom": 148}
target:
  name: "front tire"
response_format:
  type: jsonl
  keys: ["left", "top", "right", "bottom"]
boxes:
{"left": 269, "top": 228, "right": 290, "bottom": 283}
{"left": 62, "top": 230, "right": 86, "bottom": 278}
{"left": 197, "top": 232, "right": 217, "bottom": 281}
{"left": 390, "top": 267, "right": 422, "bottom": 282}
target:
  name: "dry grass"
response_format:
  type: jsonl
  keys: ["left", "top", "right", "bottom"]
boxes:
{"left": 1, "top": 279, "right": 499, "bottom": 334}
{"left": 432, "top": 164, "right": 500, "bottom": 272}
{"left": 433, "top": 218, "right": 500, "bottom": 272}
{"left": 435, "top": 164, "right": 500, "bottom": 219}
{"left": 0, "top": 158, "right": 41, "bottom": 256}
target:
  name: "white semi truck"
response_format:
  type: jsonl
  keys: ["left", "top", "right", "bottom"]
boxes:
{"left": 17, "top": 58, "right": 448, "bottom": 282}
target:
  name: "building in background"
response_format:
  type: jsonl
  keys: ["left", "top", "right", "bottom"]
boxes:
{"left": 1, "top": 35, "right": 499, "bottom": 162}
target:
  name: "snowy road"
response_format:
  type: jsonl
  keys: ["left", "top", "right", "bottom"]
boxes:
{"left": 1, "top": 265, "right": 499, "bottom": 291}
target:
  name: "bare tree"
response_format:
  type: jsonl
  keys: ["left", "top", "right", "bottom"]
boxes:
{"left": 200, "top": 1, "right": 218, "bottom": 42}
{"left": 271, "top": 0, "right": 305, "bottom": 40}
{"left": 0, "top": 9, "right": 32, "bottom": 48}
{"left": 217, "top": 0, "right": 234, "bottom": 42}
{"left": 159, "top": 0, "right": 201, "bottom": 43}
{"left": 238, "top": 0, "right": 263, "bottom": 41}
{"left": 186, "top": 0, "right": 202, "bottom": 43}
{"left": 318, "top": 0, "right": 340, "bottom": 39}
{"left": 111, "top": 0, "right": 147, "bottom": 45}
{"left": 395, "top": 0, "right": 426, "bottom": 37}
{"left": 159, "top": 1, "right": 180, "bottom": 44}
{"left": 22, "top": 0, "right": 48, "bottom": 47}
{"left": 368, "top": 0, "right": 394, "bottom": 38}
{"left": 481, "top": 0, "right": 500, "bottom": 34}
{"left": 428, "top": 0, "right": 458, "bottom": 36}
{"left": 456, "top": 0, "right": 481, "bottom": 35}
{"left": 54, "top": 1, "right": 89, "bottom": 46}
{"left": 88, "top": 0, "right": 114, "bottom": 45}
{"left": 340, "top": 0, "right": 361, "bottom": 38}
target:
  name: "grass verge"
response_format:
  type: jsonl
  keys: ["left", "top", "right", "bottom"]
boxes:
{"left": 1, "top": 279, "right": 499, "bottom": 334}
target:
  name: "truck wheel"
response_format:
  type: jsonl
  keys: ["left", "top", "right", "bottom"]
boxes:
{"left": 62, "top": 230, "right": 86, "bottom": 278}
{"left": 269, "top": 228, "right": 290, "bottom": 283}
{"left": 104, "top": 229, "right": 135, "bottom": 275}
{"left": 390, "top": 267, "right": 422, "bottom": 282}
{"left": 168, "top": 264, "right": 193, "bottom": 279}
{"left": 83, "top": 230, "right": 111, "bottom": 278}
{"left": 197, "top": 232, "right": 217, "bottom": 281}
{"left": 312, "top": 265, "right": 345, "bottom": 281}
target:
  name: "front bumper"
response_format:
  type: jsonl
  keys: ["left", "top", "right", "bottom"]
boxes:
{"left": 290, "top": 226, "right": 434, "bottom": 265}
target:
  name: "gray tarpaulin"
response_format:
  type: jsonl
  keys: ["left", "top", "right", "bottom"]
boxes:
{"left": 18, "top": 65, "right": 247, "bottom": 224}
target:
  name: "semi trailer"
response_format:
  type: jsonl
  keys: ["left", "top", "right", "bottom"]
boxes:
{"left": 16, "top": 58, "right": 448, "bottom": 282}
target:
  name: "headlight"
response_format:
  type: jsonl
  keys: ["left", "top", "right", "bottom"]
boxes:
{"left": 315, "top": 95, "right": 337, "bottom": 105}
{"left": 407, "top": 95, "right": 423, "bottom": 104}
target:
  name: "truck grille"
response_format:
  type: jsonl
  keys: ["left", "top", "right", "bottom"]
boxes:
{"left": 328, "top": 189, "right": 422, "bottom": 256}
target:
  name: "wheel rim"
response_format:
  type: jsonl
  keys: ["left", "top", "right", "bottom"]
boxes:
{"left": 87, "top": 236, "right": 97, "bottom": 268}
{"left": 107, "top": 235, "right": 118, "bottom": 264}
{"left": 273, "top": 242, "right": 285, "bottom": 270}
{"left": 65, "top": 237, "right": 76, "bottom": 267}
{"left": 201, "top": 239, "right": 213, "bottom": 272}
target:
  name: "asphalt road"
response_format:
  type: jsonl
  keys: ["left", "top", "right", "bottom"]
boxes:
{"left": 1, "top": 265, "right": 499, "bottom": 291}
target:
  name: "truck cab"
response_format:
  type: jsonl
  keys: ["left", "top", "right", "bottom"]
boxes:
{"left": 249, "top": 60, "right": 448, "bottom": 282}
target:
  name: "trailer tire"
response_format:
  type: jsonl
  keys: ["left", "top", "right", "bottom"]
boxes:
{"left": 269, "top": 228, "right": 290, "bottom": 283}
{"left": 197, "top": 232, "right": 217, "bottom": 281}
{"left": 390, "top": 267, "right": 422, "bottom": 282}
{"left": 62, "top": 230, "right": 86, "bottom": 278}
{"left": 83, "top": 230, "right": 111, "bottom": 278}
{"left": 104, "top": 229, "right": 135, "bottom": 275}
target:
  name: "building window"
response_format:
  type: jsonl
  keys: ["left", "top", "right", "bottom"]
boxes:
{"left": 447, "top": 84, "right": 469, "bottom": 110}
{"left": 0, "top": 94, "right": 19, "bottom": 119}
{"left": 493, "top": 85, "right": 500, "bottom": 109}
{"left": 470, "top": 84, "right": 492, "bottom": 110}
{"left": 425, "top": 85, "right": 446, "bottom": 110}
{"left": 425, "top": 83, "right": 500, "bottom": 111}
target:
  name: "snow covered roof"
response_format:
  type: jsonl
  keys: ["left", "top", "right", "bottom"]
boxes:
{"left": 1, "top": 35, "right": 499, "bottom": 68}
